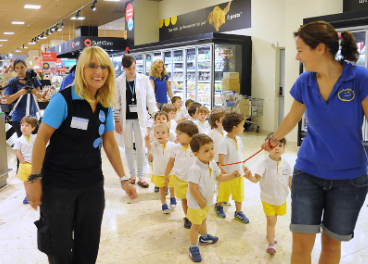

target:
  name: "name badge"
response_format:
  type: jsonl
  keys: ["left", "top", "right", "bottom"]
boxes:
{"left": 129, "top": 104, "right": 138, "bottom": 113}
{"left": 71, "top": 117, "right": 89, "bottom": 130}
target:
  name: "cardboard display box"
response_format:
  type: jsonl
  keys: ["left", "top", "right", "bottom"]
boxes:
{"left": 222, "top": 83, "right": 240, "bottom": 93}
{"left": 223, "top": 72, "right": 239, "bottom": 79}
{"left": 222, "top": 79, "right": 239, "bottom": 84}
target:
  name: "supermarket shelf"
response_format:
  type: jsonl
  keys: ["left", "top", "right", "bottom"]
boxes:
{"left": 198, "top": 59, "right": 211, "bottom": 62}
{"left": 173, "top": 61, "right": 184, "bottom": 63}
{"left": 187, "top": 60, "right": 195, "bottom": 63}
{"left": 198, "top": 70, "right": 210, "bottom": 71}
{"left": 198, "top": 80, "right": 211, "bottom": 82}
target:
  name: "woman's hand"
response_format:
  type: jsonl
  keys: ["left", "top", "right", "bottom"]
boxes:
{"left": 115, "top": 121, "right": 122, "bottom": 134}
{"left": 122, "top": 183, "right": 138, "bottom": 200}
{"left": 26, "top": 179, "right": 42, "bottom": 210}
{"left": 261, "top": 138, "right": 278, "bottom": 152}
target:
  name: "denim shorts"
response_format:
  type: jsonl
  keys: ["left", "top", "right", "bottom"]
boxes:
{"left": 290, "top": 169, "right": 368, "bottom": 241}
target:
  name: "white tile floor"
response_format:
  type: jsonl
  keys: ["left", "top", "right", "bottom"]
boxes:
{"left": 1, "top": 131, "right": 368, "bottom": 263}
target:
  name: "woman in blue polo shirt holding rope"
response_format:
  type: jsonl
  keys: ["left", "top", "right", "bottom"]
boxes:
{"left": 149, "top": 59, "right": 173, "bottom": 110}
{"left": 262, "top": 21, "right": 368, "bottom": 264}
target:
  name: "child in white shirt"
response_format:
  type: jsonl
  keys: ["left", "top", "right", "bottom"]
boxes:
{"left": 186, "top": 134, "right": 251, "bottom": 262}
{"left": 13, "top": 115, "right": 38, "bottom": 204}
{"left": 207, "top": 107, "right": 226, "bottom": 162}
{"left": 215, "top": 112, "right": 250, "bottom": 224}
{"left": 145, "top": 123, "right": 177, "bottom": 213}
{"left": 172, "top": 96, "right": 186, "bottom": 123}
{"left": 162, "top": 104, "right": 178, "bottom": 142}
{"left": 245, "top": 133, "right": 292, "bottom": 255}
{"left": 197, "top": 106, "right": 210, "bottom": 134}
{"left": 187, "top": 102, "right": 201, "bottom": 130}
{"left": 165, "top": 120, "right": 199, "bottom": 229}
{"left": 183, "top": 99, "right": 195, "bottom": 121}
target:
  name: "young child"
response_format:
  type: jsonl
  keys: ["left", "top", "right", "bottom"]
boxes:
{"left": 184, "top": 99, "right": 195, "bottom": 120}
{"left": 172, "top": 96, "right": 186, "bottom": 123}
{"left": 214, "top": 112, "right": 250, "bottom": 223}
{"left": 187, "top": 102, "right": 201, "bottom": 126}
{"left": 244, "top": 133, "right": 292, "bottom": 254}
{"left": 145, "top": 123, "right": 177, "bottom": 213}
{"left": 165, "top": 120, "right": 199, "bottom": 229}
{"left": 13, "top": 115, "right": 38, "bottom": 204}
{"left": 186, "top": 134, "right": 251, "bottom": 262}
{"left": 162, "top": 103, "right": 178, "bottom": 142}
{"left": 207, "top": 107, "right": 226, "bottom": 163}
{"left": 197, "top": 105, "right": 210, "bottom": 134}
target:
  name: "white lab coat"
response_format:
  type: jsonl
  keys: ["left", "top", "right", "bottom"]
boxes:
{"left": 113, "top": 72, "right": 158, "bottom": 148}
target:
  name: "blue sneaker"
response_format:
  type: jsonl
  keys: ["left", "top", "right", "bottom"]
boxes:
{"left": 170, "top": 197, "right": 177, "bottom": 208}
{"left": 199, "top": 234, "right": 219, "bottom": 246}
{"left": 162, "top": 204, "right": 170, "bottom": 214}
{"left": 23, "top": 197, "right": 28, "bottom": 204}
{"left": 214, "top": 204, "right": 226, "bottom": 218}
{"left": 234, "top": 211, "right": 249, "bottom": 223}
{"left": 189, "top": 246, "right": 202, "bottom": 262}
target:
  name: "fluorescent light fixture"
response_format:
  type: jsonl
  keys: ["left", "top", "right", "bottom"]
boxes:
{"left": 24, "top": 46, "right": 28, "bottom": 48}
{"left": 0, "top": 39, "right": 8, "bottom": 41}
{"left": 28, "top": 42, "right": 36, "bottom": 44}
{"left": 40, "top": 36, "right": 47, "bottom": 39}
{"left": 24, "top": 5, "right": 41, "bottom": 9}
{"left": 12, "top": 21, "right": 25, "bottom": 24}
{"left": 0, "top": 44, "right": 2, "bottom": 47}
{"left": 70, "top": 17, "right": 85, "bottom": 20}
{"left": 56, "top": 28, "right": 63, "bottom": 31}
{"left": 16, "top": 49, "right": 21, "bottom": 52}
{"left": 4, "top": 32, "right": 14, "bottom": 34}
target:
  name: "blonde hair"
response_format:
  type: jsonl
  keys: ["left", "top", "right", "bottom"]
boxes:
{"left": 72, "top": 46, "right": 116, "bottom": 108}
{"left": 149, "top": 59, "right": 167, "bottom": 79}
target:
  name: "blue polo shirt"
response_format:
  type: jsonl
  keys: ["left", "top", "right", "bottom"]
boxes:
{"left": 149, "top": 75, "right": 169, "bottom": 103}
{"left": 59, "top": 71, "right": 75, "bottom": 91}
{"left": 290, "top": 61, "right": 368, "bottom": 180}
{"left": 42, "top": 86, "right": 114, "bottom": 132}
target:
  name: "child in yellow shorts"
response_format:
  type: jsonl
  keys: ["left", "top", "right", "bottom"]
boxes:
{"left": 13, "top": 115, "right": 38, "bottom": 204}
{"left": 145, "top": 123, "right": 176, "bottom": 213}
{"left": 165, "top": 120, "right": 199, "bottom": 229}
{"left": 215, "top": 112, "right": 249, "bottom": 223}
{"left": 244, "top": 132, "right": 292, "bottom": 254}
{"left": 186, "top": 134, "right": 250, "bottom": 262}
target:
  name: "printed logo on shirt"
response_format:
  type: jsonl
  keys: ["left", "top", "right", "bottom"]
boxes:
{"left": 282, "top": 169, "right": 289, "bottom": 175}
{"left": 338, "top": 89, "right": 355, "bottom": 101}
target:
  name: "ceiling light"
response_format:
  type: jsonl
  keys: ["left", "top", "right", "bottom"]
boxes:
{"left": 24, "top": 46, "right": 28, "bottom": 49}
{"left": 0, "top": 39, "right": 8, "bottom": 41}
{"left": 24, "top": 5, "right": 41, "bottom": 9}
{"left": 54, "top": 26, "right": 59, "bottom": 31}
{"left": 91, "top": 0, "right": 97, "bottom": 11}
{"left": 61, "top": 20, "right": 65, "bottom": 28}
{"left": 16, "top": 48, "right": 21, "bottom": 52}
{"left": 70, "top": 16, "right": 85, "bottom": 20}
{"left": 12, "top": 21, "right": 25, "bottom": 24}
{"left": 0, "top": 44, "right": 2, "bottom": 47}
{"left": 28, "top": 41, "right": 35, "bottom": 44}
{"left": 4, "top": 32, "right": 14, "bottom": 35}
{"left": 51, "top": 27, "right": 55, "bottom": 32}
{"left": 46, "top": 30, "right": 49, "bottom": 36}
{"left": 76, "top": 10, "right": 80, "bottom": 19}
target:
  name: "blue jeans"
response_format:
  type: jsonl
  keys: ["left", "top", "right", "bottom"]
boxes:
{"left": 124, "top": 119, "right": 145, "bottom": 179}
{"left": 157, "top": 102, "right": 167, "bottom": 111}
{"left": 290, "top": 169, "right": 368, "bottom": 241}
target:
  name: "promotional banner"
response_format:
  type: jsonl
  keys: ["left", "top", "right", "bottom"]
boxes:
{"left": 343, "top": 0, "right": 368, "bottom": 12}
{"left": 125, "top": 0, "right": 134, "bottom": 49}
{"left": 159, "top": 0, "right": 251, "bottom": 41}
{"left": 42, "top": 52, "right": 57, "bottom": 73}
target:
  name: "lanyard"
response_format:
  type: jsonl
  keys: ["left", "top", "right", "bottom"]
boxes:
{"left": 127, "top": 78, "right": 135, "bottom": 99}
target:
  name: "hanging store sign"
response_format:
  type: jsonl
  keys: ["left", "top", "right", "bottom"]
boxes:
{"left": 46, "top": 36, "right": 125, "bottom": 58}
{"left": 343, "top": 0, "right": 368, "bottom": 12}
{"left": 125, "top": 0, "right": 135, "bottom": 49}
{"left": 159, "top": 0, "right": 251, "bottom": 41}
{"left": 42, "top": 52, "right": 57, "bottom": 73}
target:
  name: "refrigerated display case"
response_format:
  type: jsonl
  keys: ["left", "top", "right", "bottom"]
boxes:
{"left": 298, "top": 10, "right": 368, "bottom": 145}
{"left": 127, "top": 33, "right": 251, "bottom": 110}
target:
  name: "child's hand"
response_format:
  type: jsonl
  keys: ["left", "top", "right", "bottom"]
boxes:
{"left": 147, "top": 153, "right": 153, "bottom": 162}
{"left": 199, "top": 200, "right": 207, "bottom": 209}
{"left": 164, "top": 175, "right": 170, "bottom": 185}
{"left": 144, "top": 134, "right": 150, "bottom": 142}
{"left": 231, "top": 170, "right": 241, "bottom": 179}
{"left": 243, "top": 166, "right": 252, "bottom": 179}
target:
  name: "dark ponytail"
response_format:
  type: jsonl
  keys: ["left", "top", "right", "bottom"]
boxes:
{"left": 340, "top": 31, "right": 359, "bottom": 63}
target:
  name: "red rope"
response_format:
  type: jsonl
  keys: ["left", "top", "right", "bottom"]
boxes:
{"left": 219, "top": 149, "right": 263, "bottom": 167}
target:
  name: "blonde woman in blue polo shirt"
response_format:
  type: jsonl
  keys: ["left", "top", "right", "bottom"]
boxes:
{"left": 262, "top": 21, "right": 368, "bottom": 264}
{"left": 149, "top": 59, "right": 173, "bottom": 110}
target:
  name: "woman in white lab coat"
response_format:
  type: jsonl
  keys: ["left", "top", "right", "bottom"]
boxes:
{"left": 114, "top": 55, "right": 158, "bottom": 188}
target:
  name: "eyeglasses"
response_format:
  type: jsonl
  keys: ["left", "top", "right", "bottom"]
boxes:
{"left": 86, "top": 64, "right": 109, "bottom": 71}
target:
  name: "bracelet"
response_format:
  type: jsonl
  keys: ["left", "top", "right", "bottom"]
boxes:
{"left": 270, "top": 135, "right": 279, "bottom": 143}
{"left": 28, "top": 173, "right": 43, "bottom": 184}
{"left": 115, "top": 120, "right": 120, "bottom": 123}
{"left": 268, "top": 137, "right": 277, "bottom": 149}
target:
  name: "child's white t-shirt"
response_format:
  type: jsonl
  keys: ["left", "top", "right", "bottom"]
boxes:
{"left": 169, "top": 143, "right": 196, "bottom": 182}
{"left": 13, "top": 134, "right": 37, "bottom": 163}
{"left": 168, "top": 119, "right": 177, "bottom": 142}
{"left": 218, "top": 135, "right": 243, "bottom": 174}
{"left": 197, "top": 120, "right": 210, "bottom": 134}
{"left": 208, "top": 128, "right": 227, "bottom": 162}
{"left": 151, "top": 141, "right": 175, "bottom": 176}
{"left": 187, "top": 159, "right": 221, "bottom": 209}
{"left": 187, "top": 116, "right": 200, "bottom": 131}
{"left": 175, "top": 108, "right": 187, "bottom": 121}
{"left": 254, "top": 156, "right": 293, "bottom": 206}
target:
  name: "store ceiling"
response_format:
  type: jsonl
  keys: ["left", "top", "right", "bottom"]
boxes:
{"left": 0, "top": 0, "right": 131, "bottom": 56}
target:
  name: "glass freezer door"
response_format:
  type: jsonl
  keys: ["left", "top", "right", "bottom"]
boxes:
{"left": 164, "top": 51, "right": 172, "bottom": 98}
{"left": 197, "top": 46, "right": 212, "bottom": 109}
{"left": 133, "top": 54, "right": 144, "bottom": 74}
{"left": 172, "top": 50, "right": 185, "bottom": 100}
{"left": 186, "top": 48, "right": 196, "bottom": 102}
{"left": 145, "top": 54, "right": 152, "bottom": 76}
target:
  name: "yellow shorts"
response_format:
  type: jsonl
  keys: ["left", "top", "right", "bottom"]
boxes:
{"left": 187, "top": 206, "right": 209, "bottom": 225}
{"left": 262, "top": 201, "right": 287, "bottom": 216}
{"left": 151, "top": 174, "right": 175, "bottom": 188}
{"left": 217, "top": 176, "right": 244, "bottom": 203}
{"left": 17, "top": 163, "right": 32, "bottom": 182}
{"left": 174, "top": 175, "right": 188, "bottom": 199}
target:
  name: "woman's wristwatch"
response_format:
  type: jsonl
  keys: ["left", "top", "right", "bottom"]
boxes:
{"left": 28, "top": 173, "right": 43, "bottom": 183}
{"left": 120, "top": 176, "right": 129, "bottom": 189}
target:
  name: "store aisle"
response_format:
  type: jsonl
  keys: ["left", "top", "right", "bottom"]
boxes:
{"left": 1, "top": 131, "right": 367, "bottom": 264}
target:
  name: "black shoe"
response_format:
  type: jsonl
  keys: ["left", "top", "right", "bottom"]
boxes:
{"left": 184, "top": 217, "right": 192, "bottom": 229}
{"left": 154, "top": 186, "right": 159, "bottom": 193}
